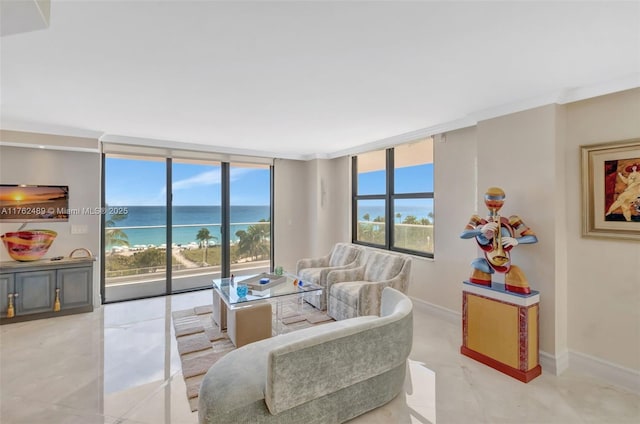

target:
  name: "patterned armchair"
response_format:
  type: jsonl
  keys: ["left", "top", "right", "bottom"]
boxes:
{"left": 296, "top": 243, "right": 363, "bottom": 310}
{"left": 327, "top": 250, "right": 412, "bottom": 320}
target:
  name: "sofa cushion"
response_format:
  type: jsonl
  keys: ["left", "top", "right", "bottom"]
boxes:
{"left": 328, "top": 243, "right": 360, "bottom": 267}
{"left": 331, "top": 281, "right": 366, "bottom": 308}
{"left": 363, "top": 252, "right": 406, "bottom": 282}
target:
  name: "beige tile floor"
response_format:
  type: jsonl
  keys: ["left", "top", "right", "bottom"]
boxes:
{"left": 1, "top": 289, "right": 638, "bottom": 424}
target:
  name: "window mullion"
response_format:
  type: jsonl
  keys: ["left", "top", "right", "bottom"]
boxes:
{"left": 386, "top": 148, "right": 394, "bottom": 250}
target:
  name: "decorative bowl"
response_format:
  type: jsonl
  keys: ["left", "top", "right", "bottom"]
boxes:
{"left": 1, "top": 230, "right": 58, "bottom": 261}
{"left": 236, "top": 284, "right": 249, "bottom": 298}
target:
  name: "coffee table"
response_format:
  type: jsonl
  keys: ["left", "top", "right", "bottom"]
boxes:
{"left": 211, "top": 274, "right": 323, "bottom": 347}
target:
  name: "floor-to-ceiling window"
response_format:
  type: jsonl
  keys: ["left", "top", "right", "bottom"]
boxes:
{"left": 103, "top": 155, "right": 168, "bottom": 300}
{"left": 171, "top": 159, "right": 222, "bottom": 293}
{"left": 102, "top": 148, "right": 272, "bottom": 302}
{"left": 229, "top": 163, "right": 272, "bottom": 277}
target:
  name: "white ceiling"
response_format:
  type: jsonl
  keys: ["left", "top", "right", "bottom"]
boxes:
{"left": 1, "top": 1, "right": 639, "bottom": 160}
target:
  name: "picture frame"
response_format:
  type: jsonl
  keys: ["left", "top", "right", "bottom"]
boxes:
{"left": 581, "top": 138, "right": 640, "bottom": 241}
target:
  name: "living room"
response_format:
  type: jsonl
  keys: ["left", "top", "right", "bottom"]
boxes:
{"left": 1, "top": 1, "right": 639, "bottom": 423}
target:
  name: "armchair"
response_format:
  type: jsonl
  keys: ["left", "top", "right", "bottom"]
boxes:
{"left": 327, "top": 250, "right": 411, "bottom": 320}
{"left": 296, "top": 243, "right": 363, "bottom": 310}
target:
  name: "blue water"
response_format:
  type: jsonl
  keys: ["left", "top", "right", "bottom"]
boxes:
{"left": 106, "top": 204, "right": 432, "bottom": 247}
{"left": 107, "top": 205, "right": 270, "bottom": 247}
{"left": 355, "top": 205, "right": 433, "bottom": 222}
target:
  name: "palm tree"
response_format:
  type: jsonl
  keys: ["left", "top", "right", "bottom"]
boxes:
{"left": 105, "top": 213, "right": 129, "bottom": 252}
{"left": 235, "top": 219, "right": 270, "bottom": 260}
{"left": 396, "top": 212, "right": 402, "bottom": 223}
{"left": 402, "top": 215, "right": 418, "bottom": 224}
{"left": 196, "top": 228, "right": 217, "bottom": 263}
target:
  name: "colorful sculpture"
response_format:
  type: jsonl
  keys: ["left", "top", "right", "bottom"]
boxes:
{"left": 460, "top": 187, "right": 538, "bottom": 294}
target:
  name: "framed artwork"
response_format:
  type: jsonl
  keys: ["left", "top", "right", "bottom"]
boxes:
{"left": 581, "top": 138, "right": 640, "bottom": 241}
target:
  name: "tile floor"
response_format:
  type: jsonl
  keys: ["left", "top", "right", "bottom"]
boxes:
{"left": 1, "top": 289, "right": 638, "bottom": 424}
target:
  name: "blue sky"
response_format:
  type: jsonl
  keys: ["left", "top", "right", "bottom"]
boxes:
{"left": 359, "top": 164, "right": 434, "bottom": 195}
{"left": 105, "top": 159, "right": 270, "bottom": 206}
{"left": 106, "top": 158, "right": 433, "bottom": 206}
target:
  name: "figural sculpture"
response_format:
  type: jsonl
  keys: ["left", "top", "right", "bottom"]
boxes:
{"left": 460, "top": 187, "right": 538, "bottom": 294}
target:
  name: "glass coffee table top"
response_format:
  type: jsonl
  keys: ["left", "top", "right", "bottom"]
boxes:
{"left": 212, "top": 273, "right": 322, "bottom": 307}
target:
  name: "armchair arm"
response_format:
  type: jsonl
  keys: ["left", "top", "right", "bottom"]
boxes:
{"left": 357, "top": 269, "right": 411, "bottom": 317}
{"left": 326, "top": 266, "right": 365, "bottom": 296}
{"left": 315, "top": 259, "right": 361, "bottom": 287}
{"left": 295, "top": 253, "right": 330, "bottom": 274}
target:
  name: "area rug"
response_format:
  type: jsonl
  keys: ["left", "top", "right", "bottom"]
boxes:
{"left": 172, "top": 298, "right": 334, "bottom": 412}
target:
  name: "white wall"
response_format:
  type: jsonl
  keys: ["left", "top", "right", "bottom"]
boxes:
{"left": 274, "top": 157, "right": 351, "bottom": 270}
{"left": 273, "top": 158, "right": 312, "bottom": 273}
{"left": 0, "top": 143, "right": 102, "bottom": 307}
{"left": 280, "top": 89, "right": 640, "bottom": 379}
{"left": 477, "top": 104, "right": 562, "bottom": 356}
{"left": 565, "top": 89, "right": 640, "bottom": 371}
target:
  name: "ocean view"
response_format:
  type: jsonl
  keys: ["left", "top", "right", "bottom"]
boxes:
{"left": 107, "top": 205, "right": 271, "bottom": 247}
{"left": 106, "top": 204, "right": 433, "bottom": 248}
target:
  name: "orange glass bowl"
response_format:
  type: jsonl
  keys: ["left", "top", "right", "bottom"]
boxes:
{"left": 1, "top": 230, "right": 58, "bottom": 261}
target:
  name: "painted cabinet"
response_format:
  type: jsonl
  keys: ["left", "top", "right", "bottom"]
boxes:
{"left": 0, "top": 273, "right": 13, "bottom": 316}
{"left": 15, "top": 270, "right": 57, "bottom": 315}
{"left": 461, "top": 281, "right": 541, "bottom": 383}
{"left": 57, "top": 267, "right": 92, "bottom": 310}
{"left": 0, "top": 258, "right": 94, "bottom": 324}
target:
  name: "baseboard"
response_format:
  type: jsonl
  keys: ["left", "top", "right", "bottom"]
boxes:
{"left": 539, "top": 349, "right": 569, "bottom": 376}
{"left": 568, "top": 350, "right": 640, "bottom": 394}
{"left": 409, "top": 296, "right": 639, "bottom": 394}
{"left": 538, "top": 348, "right": 639, "bottom": 394}
{"left": 408, "top": 296, "right": 460, "bottom": 326}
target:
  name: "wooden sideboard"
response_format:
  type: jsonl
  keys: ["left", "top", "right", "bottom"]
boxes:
{"left": 0, "top": 257, "right": 94, "bottom": 324}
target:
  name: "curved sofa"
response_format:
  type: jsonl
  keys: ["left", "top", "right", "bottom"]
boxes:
{"left": 198, "top": 287, "right": 413, "bottom": 424}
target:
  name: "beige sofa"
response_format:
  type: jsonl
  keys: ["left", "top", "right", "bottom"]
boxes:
{"left": 198, "top": 287, "right": 413, "bottom": 424}
{"left": 296, "top": 242, "right": 363, "bottom": 310}
{"left": 327, "top": 250, "right": 412, "bottom": 321}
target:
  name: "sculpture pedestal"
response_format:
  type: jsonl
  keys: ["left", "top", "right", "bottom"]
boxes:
{"left": 461, "top": 281, "right": 541, "bottom": 383}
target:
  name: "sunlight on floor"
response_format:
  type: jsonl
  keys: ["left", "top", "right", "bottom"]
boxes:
{"left": 406, "top": 360, "right": 437, "bottom": 424}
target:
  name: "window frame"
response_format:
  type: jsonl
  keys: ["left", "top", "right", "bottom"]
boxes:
{"left": 351, "top": 144, "right": 434, "bottom": 259}
{"left": 100, "top": 151, "right": 274, "bottom": 303}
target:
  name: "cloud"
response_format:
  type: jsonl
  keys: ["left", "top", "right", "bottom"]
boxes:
{"left": 167, "top": 167, "right": 254, "bottom": 193}
{"left": 172, "top": 170, "right": 221, "bottom": 191}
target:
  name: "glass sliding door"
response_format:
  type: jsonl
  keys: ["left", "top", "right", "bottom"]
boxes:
{"left": 102, "top": 153, "right": 273, "bottom": 302}
{"left": 229, "top": 163, "right": 272, "bottom": 277}
{"left": 104, "top": 155, "right": 167, "bottom": 302}
{"left": 171, "top": 159, "right": 222, "bottom": 292}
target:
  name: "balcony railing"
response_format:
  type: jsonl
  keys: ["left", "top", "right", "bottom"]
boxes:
{"left": 104, "top": 222, "right": 271, "bottom": 298}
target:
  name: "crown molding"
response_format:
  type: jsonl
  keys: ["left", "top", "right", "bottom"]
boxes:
{"left": 100, "top": 134, "right": 301, "bottom": 161}
{"left": 3, "top": 74, "right": 638, "bottom": 161}
{"left": 0, "top": 119, "right": 103, "bottom": 140}
{"left": 557, "top": 72, "right": 640, "bottom": 104}
{"left": 0, "top": 141, "right": 99, "bottom": 153}
{"left": 325, "top": 117, "right": 477, "bottom": 159}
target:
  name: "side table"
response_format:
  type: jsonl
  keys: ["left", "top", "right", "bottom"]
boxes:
{"left": 461, "top": 281, "right": 541, "bottom": 383}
